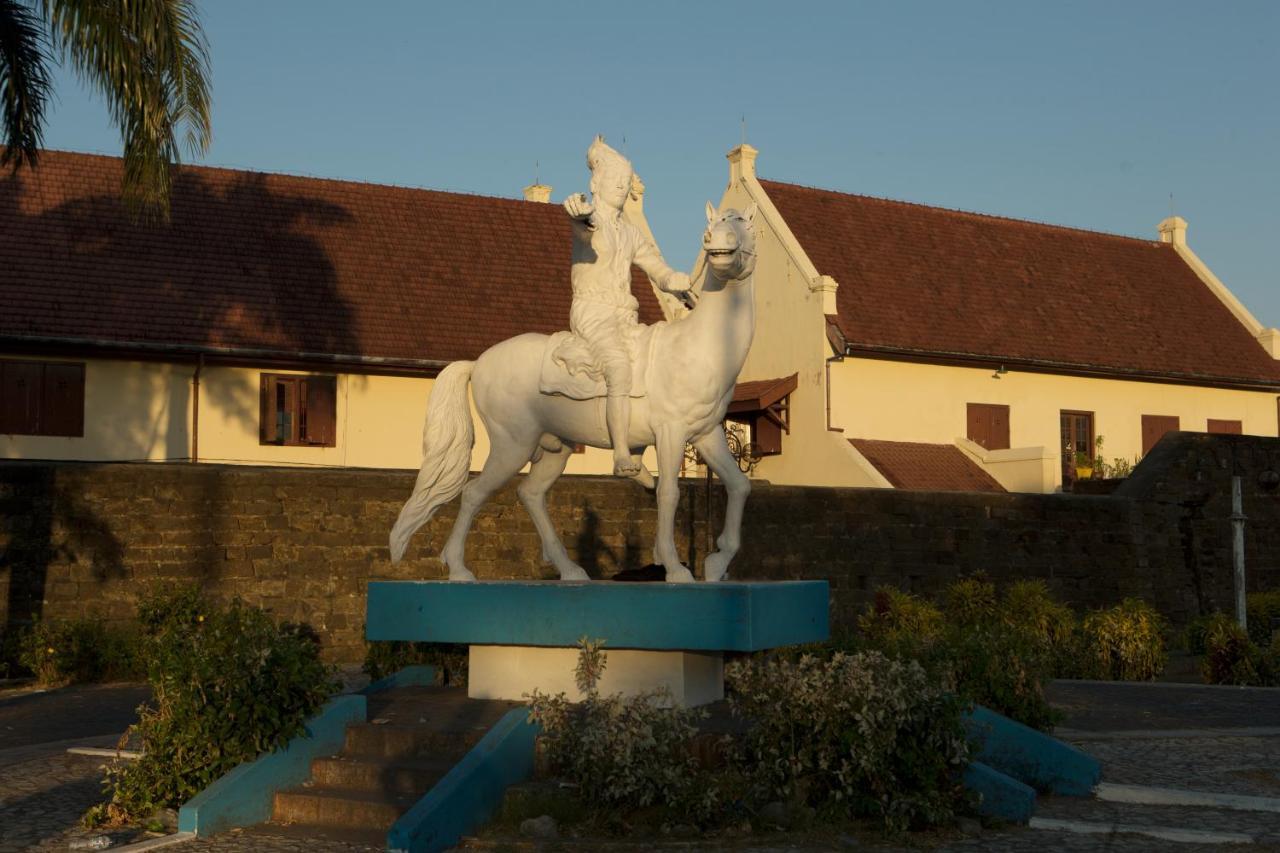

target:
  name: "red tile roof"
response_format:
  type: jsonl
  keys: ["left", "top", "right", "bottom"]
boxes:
{"left": 729, "top": 374, "right": 798, "bottom": 413}
{"left": 0, "top": 150, "right": 664, "bottom": 370}
{"left": 849, "top": 439, "right": 1005, "bottom": 493}
{"left": 761, "top": 180, "right": 1280, "bottom": 389}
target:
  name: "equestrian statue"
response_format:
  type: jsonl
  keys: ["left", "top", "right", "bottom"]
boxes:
{"left": 390, "top": 138, "right": 758, "bottom": 583}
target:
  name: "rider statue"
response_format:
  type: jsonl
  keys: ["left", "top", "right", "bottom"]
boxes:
{"left": 562, "top": 136, "right": 692, "bottom": 477}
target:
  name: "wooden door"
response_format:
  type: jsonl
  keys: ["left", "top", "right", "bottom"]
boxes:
{"left": 1206, "top": 419, "right": 1242, "bottom": 435}
{"left": 1060, "top": 410, "right": 1094, "bottom": 480}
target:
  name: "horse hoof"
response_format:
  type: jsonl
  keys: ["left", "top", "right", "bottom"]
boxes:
{"left": 447, "top": 568, "right": 477, "bottom": 582}
{"left": 665, "top": 565, "right": 694, "bottom": 583}
{"left": 613, "top": 458, "right": 643, "bottom": 478}
{"left": 705, "top": 553, "right": 731, "bottom": 582}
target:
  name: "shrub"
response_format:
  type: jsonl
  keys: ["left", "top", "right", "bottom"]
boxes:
{"left": 1001, "top": 580, "right": 1081, "bottom": 677}
{"left": 943, "top": 576, "right": 998, "bottom": 629}
{"left": 931, "top": 625, "right": 1061, "bottom": 732}
{"left": 726, "top": 651, "right": 970, "bottom": 832}
{"left": 18, "top": 618, "right": 142, "bottom": 685}
{"left": 856, "top": 587, "right": 943, "bottom": 653}
{"left": 1080, "top": 598, "right": 1167, "bottom": 681}
{"left": 88, "top": 587, "right": 337, "bottom": 824}
{"left": 364, "top": 640, "right": 468, "bottom": 686}
{"left": 526, "top": 639, "right": 714, "bottom": 824}
{"left": 1246, "top": 591, "right": 1280, "bottom": 647}
{"left": 1202, "top": 614, "right": 1280, "bottom": 687}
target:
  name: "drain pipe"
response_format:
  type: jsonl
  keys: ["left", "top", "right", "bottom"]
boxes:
{"left": 1231, "top": 476, "right": 1247, "bottom": 630}
{"left": 191, "top": 354, "right": 204, "bottom": 463}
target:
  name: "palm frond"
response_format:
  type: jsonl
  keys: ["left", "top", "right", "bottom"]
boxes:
{"left": 42, "top": 0, "right": 211, "bottom": 219}
{"left": 0, "top": 0, "right": 54, "bottom": 170}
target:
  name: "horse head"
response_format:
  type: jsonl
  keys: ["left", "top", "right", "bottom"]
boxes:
{"left": 702, "top": 201, "right": 758, "bottom": 283}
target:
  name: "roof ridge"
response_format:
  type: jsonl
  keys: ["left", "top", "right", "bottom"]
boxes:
{"left": 758, "top": 178, "right": 1161, "bottom": 246}
{"left": 32, "top": 147, "right": 545, "bottom": 209}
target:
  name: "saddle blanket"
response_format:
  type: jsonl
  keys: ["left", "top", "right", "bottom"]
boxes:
{"left": 538, "top": 323, "right": 663, "bottom": 401}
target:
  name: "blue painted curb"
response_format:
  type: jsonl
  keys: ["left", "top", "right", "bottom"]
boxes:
{"left": 387, "top": 707, "right": 540, "bottom": 853}
{"left": 367, "top": 580, "right": 829, "bottom": 651}
{"left": 362, "top": 664, "right": 437, "bottom": 695}
{"left": 965, "top": 704, "right": 1101, "bottom": 796}
{"left": 963, "top": 760, "right": 1036, "bottom": 824}
{"left": 177, "top": 694, "right": 366, "bottom": 836}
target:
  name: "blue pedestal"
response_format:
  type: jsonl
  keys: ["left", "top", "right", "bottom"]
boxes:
{"left": 366, "top": 579, "right": 829, "bottom": 650}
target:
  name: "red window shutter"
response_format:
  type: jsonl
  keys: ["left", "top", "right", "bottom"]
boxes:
{"left": 302, "top": 375, "right": 337, "bottom": 446}
{"left": 1141, "top": 414, "right": 1180, "bottom": 455}
{"left": 41, "top": 363, "right": 85, "bottom": 437}
{"left": 1207, "top": 419, "right": 1242, "bottom": 435}
{"left": 967, "top": 403, "right": 1010, "bottom": 450}
{"left": 1, "top": 360, "right": 42, "bottom": 435}
{"left": 260, "top": 374, "right": 278, "bottom": 444}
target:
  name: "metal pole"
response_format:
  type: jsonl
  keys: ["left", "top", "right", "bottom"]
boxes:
{"left": 1231, "top": 476, "right": 1247, "bottom": 631}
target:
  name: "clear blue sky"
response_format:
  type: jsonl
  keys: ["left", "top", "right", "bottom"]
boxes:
{"left": 40, "top": 0, "right": 1280, "bottom": 327}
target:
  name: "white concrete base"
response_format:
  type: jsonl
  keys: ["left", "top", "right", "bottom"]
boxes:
{"left": 468, "top": 645, "right": 724, "bottom": 707}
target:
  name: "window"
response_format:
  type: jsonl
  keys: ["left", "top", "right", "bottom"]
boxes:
{"left": 1141, "top": 414, "right": 1180, "bottom": 455}
{"left": 967, "top": 403, "right": 1010, "bottom": 450}
{"left": 0, "top": 359, "right": 84, "bottom": 437}
{"left": 1060, "top": 410, "right": 1094, "bottom": 480}
{"left": 259, "top": 373, "right": 337, "bottom": 446}
{"left": 1207, "top": 419, "right": 1242, "bottom": 435}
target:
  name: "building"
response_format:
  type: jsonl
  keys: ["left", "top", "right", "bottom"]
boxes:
{"left": 713, "top": 145, "right": 1280, "bottom": 492}
{"left": 0, "top": 150, "right": 670, "bottom": 475}
{"left": 4, "top": 147, "right": 1278, "bottom": 493}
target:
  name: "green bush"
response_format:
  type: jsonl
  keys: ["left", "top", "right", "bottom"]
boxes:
{"left": 1000, "top": 580, "right": 1081, "bottom": 677}
{"left": 88, "top": 587, "right": 337, "bottom": 824}
{"left": 1202, "top": 614, "right": 1280, "bottom": 686}
{"left": 527, "top": 639, "right": 715, "bottom": 825}
{"left": 17, "top": 618, "right": 142, "bottom": 685}
{"left": 856, "top": 587, "right": 943, "bottom": 653}
{"left": 931, "top": 625, "right": 1062, "bottom": 731}
{"left": 943, "top": 576, "right": 998, "bottom": 629}
{"left": 363, "top": 640, "right": 468, "bottom": 686}
{"left": 727, "top": 651, "right": 970, "bottom": 832}
{"left": 1247, "top": 591, "right": 1280, "bottom": 647}
{"left": 1080, "top": 598, "right": 1167, "bottom": 681}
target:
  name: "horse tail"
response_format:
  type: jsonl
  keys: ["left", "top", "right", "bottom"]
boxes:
{"left": 389, "top": 360, "right": 476, "bottom": 563}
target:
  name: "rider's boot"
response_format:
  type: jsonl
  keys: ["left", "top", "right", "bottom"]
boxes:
{"left": 607, "top": 395, "right": 642, "bottom": 477}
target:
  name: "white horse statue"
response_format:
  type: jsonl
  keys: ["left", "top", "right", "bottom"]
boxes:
{"left": 389, "top": 201, "right": 758, "bottom": 583}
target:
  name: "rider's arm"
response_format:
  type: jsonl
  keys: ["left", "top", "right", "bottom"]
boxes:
{"left": 635, "top": 238, "right": 689, "bottom": 293}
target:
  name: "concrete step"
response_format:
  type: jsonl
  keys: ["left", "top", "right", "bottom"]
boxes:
{"left": 310, "top": 753, "right": 456, "bottom": 795}
{"left": 272, "top": 785, "right": 419, "bottom": 830}
{"left": 343, "top": 722, "right": 484, "bottom": 759}
{"left": 1033, "top": 793, "right": 1280, "bottom": 845}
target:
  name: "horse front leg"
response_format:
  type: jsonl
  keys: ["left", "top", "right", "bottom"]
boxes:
{"left": 653, "top": 423, "right": 693, "bottom": 583}
{"left": 692, "top": 425, "right": 751, "bottom": 582}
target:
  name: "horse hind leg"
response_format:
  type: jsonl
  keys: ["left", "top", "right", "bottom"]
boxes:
{"left": 440, "top": 432, "right": 536, "bottom": 581}
{"left": 518, "top": 437, "right": 589, "bottom": 581}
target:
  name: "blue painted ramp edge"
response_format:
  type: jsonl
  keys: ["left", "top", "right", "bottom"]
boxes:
{"left": 963, "top": 761, "right": 1035, "bottom": 824}
{"left": 366, "top": 580, "right": 829, "bottom": 651}
{"left": 965, "top": 704, "right": 1101, "bottom": 796}
{"left": 177, "top": 694, "right": 366, "bottom": 836}
{"left": 362, "top": 664, "right": 437, "bottom": 696}
{"left": 387, "top": 707, "right": 540, "bottom": 853}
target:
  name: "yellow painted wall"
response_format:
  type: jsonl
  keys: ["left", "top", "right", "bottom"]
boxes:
{"left": 1, "top": 357, "right": 191, "bottom": 462}
{"left": 830, "top": 356, "right": 1280, "bottom": 490}
{"left": 713, "top": 157, "right": 886, "bottom": 488}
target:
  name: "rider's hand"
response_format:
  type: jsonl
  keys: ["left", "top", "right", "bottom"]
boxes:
{"left": 563, "top": 193, "right": 594, "bottom": 221}
{"left": 662, "top": 272, "right": 692, "bottom": 294}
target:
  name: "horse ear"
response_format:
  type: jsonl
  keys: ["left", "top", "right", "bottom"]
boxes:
{"left": 705, "top": 201, "right": 716, "bottom": 224}
{"left": 743, "top": 202, "right": 758, "bottom": 223}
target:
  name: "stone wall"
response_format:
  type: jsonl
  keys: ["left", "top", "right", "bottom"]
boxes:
{"left": 1, "top": 432, "right": 1277, "bottom": 664}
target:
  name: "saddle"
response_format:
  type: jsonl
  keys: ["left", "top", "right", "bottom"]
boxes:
{"left": 538, "top": 322, "right": 663, "bottom": 400}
